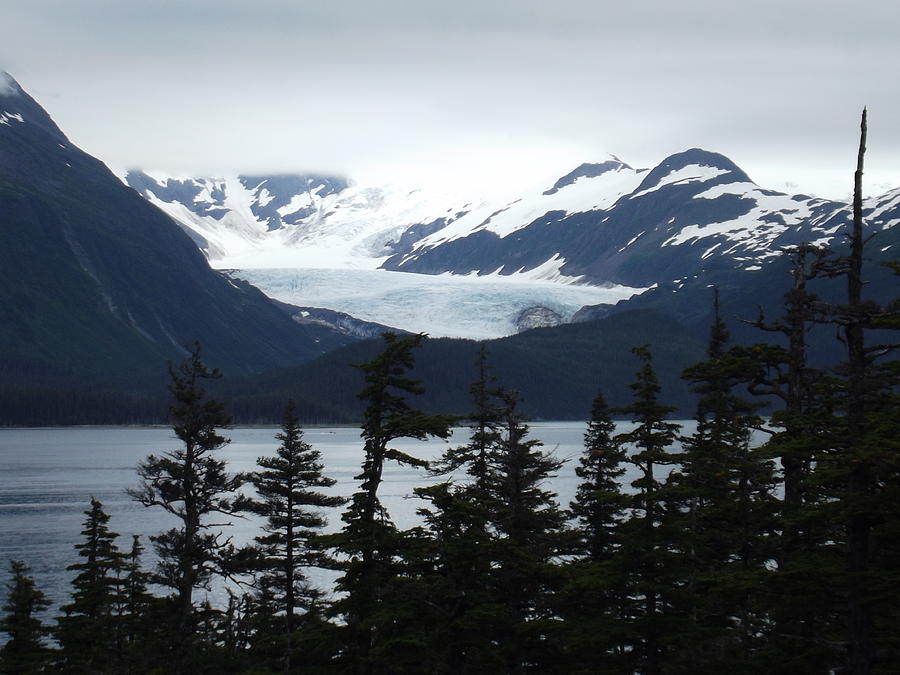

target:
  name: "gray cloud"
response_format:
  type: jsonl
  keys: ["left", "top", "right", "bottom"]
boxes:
{"left": 1, "top": 0, "right": 898, "bottom": 197}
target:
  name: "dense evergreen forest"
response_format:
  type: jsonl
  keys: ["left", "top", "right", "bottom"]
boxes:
{"left": 2, "top": 115, "right": 898, "bottom": 674}
{"left": 0, "top": 307, "right": 708, "bottom": 427}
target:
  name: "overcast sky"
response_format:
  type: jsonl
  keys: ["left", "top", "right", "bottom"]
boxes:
{"left": 2, "top": 0, "right": 898, "bottom": 199}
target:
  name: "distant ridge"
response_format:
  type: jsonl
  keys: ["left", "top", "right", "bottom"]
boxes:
{"left": 125, "top": 149, "right": 898, "bottom": 292}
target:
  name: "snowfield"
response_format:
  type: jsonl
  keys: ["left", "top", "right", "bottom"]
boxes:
{"left": 231, "top": 268, "right": 647, "bottom": 340}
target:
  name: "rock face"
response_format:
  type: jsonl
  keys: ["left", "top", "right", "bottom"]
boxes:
{"left": 271, "top": 300, "right": 404, "bottom": 340}
{"left": 516, "top": 306, "right": 563, "bottom": 332}
{"left": 572, "top": 304, "right": 613, "bottom": 323}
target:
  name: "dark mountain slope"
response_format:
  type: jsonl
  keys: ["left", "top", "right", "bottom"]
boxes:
{"left": 0, "top": 74, "right": 355, "bottom": 412}
{"left": 599, "top": 217, "right": 900, "bottom": 367}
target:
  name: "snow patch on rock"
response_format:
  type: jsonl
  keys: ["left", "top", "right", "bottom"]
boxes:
{"left": 630, "top": 164, "right": 731, "bottom": 200}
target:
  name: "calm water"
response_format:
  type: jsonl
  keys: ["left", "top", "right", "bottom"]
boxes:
{"left": 1, "top": 422, "right": 643, "bottom": 610}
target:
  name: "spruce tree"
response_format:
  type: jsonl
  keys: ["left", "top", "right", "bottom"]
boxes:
{"left": 399, "top": 481, "right": 505, "bottom": 673}
{"left": 561, "top": 391, "right": 630, "bottom": 672}
{"left": 119, "top": 535, "right": 156, "bottom": 672}
{"left": 570, "top": 392, "right": 628, "bottom": 561}
{"left": 399, "top": 347, "right": 507, "bottom": 673}
{"left": 837, "top": 109, "right": 899, "bottom": 674}
{"left": 434, "top": 344, "right": 502, "bottom": 493}
{"left": 393, "top": 357, "right": 568, "bottom": 674}
{"left": 56, "top": 498, "right": 125, "bottom": 673}
{"left": 748, "top": 244, "right": 830, "bottom": 546}
{"left": 0, "top": 560, "right": 51, "bottom": 674}
{"left": 245, "top": 401, "right": 346, "bottom": 673}
{"left": 128, "top": 343, "right": 245, "bottom": 664}
{"left": 613, "top": 345, "right": 682, "bottom": 675}
{"left": 487, "top": 389, "right": 566, "bottom": 673}
{"left": 673, "top": 292, "right": 778, "bottom": 670}
{"left": 740, "top": 245, "right": 843, "bottom": 671}
{"left": 326, "top": 332, "right": 453, "bottom": 674}
{"left": 805, "top": 109, "right": 900, "bottom": 673}
{"left": 742, "top": 112, "right": 900, "bottom": 673}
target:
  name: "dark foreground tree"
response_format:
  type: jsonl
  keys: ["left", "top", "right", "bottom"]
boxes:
{"left": 405, "top": 383, "right": 568, "bottom": 674}
{"left": 434, "top": 344, "right": 502, "bottom": 492}
{"left": 810, "top": 109, "right": 900, "bottom": 673}
{"left": 562, "top": 391, "right": 630, "bottom": 671}
{"left": 118, "top": 534, "right": 158, "bottom": 672}
{"left": 487, "top": 389, "right": 567, "bottom": 673}
{"left": 673, "top": 292, "right": 778, "bottom": 670}
{"left": 326, "top": 333, "right": 453, "bottom": 674}
{"left": 614, "top": 345, "right": 683, "bottom": 675}
{"left": 56, "top": 498, "right": 125, "bottom": 673}
{"left": 570, "top": 392, "right": 628, "bottom": 563}
{"left": 739, "top": 244, "right": 842, "bottom": 671}
{"left": 392, "top": 347, "right": 507, "bottom": 673}
{"left": 128, "top": 343, "right": 245, "bottom": 666}
{"left": 245, "top": 401, "right": 346, "bottom": 672}
{"left": 744, "top": 111, "right": 900, "bottom": 673}
{"left": 0, "top": 560, "right": 51, "bottom": 674}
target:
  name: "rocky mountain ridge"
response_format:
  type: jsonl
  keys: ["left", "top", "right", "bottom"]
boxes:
{"left": 124, "top": 152, "right": 899, "bottom": 291}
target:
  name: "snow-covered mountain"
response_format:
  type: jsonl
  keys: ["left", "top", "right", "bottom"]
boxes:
{"left": 122, "top": 156, "right": 646, "bottom": 276}
{"left": 383, "top": 149, "right": 900, "bottom": 287}
{"left": 123, "top": 169, "right": 480, "bottom": 270}
{"left": 122, "top": 150, "right": 899, "bottom": 338}
{"left": 124, "top": 152, "right": 899, "bottom": 282}
{"left": 122, "top": 160, "right": 657, "bottom": 337}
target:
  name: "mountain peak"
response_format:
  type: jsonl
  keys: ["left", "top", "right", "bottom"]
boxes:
{"left": 543, "top": 158, "right": 633, "bottom": 195}
{"left": 0, "top": 72, "right": 68, "bottom": 143}
{"left": 658, "top": 148, "right": 748, "bottom": 178}
{"left": 632, "top": 148, "right": 752, "bottom": 196}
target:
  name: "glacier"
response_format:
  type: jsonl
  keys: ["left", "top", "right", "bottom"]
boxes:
{"left": 124, "top": 150, "right": 899, "bottom": 342}
{"left": 231, "top": 268, "right": 647, "bottom": 340}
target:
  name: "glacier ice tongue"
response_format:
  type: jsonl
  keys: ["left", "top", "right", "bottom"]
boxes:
{"left": 233, "top": 268, "right": 647, "bottom": 340}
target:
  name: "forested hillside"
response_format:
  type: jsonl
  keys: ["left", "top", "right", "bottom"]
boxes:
{"left": 218, "top": 308, "right": 706, "bottom": 423}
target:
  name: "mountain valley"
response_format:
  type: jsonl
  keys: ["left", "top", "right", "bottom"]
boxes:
{"left": 1, "top": 72, "right": 897, "bottom": 424}
{"left": 124, "top": 146, "right": 899, "bottom": 341}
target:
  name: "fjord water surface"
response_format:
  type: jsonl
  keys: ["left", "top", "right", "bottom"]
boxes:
{"left": 0, "top": 422, "right": 646, "bottom": 610}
